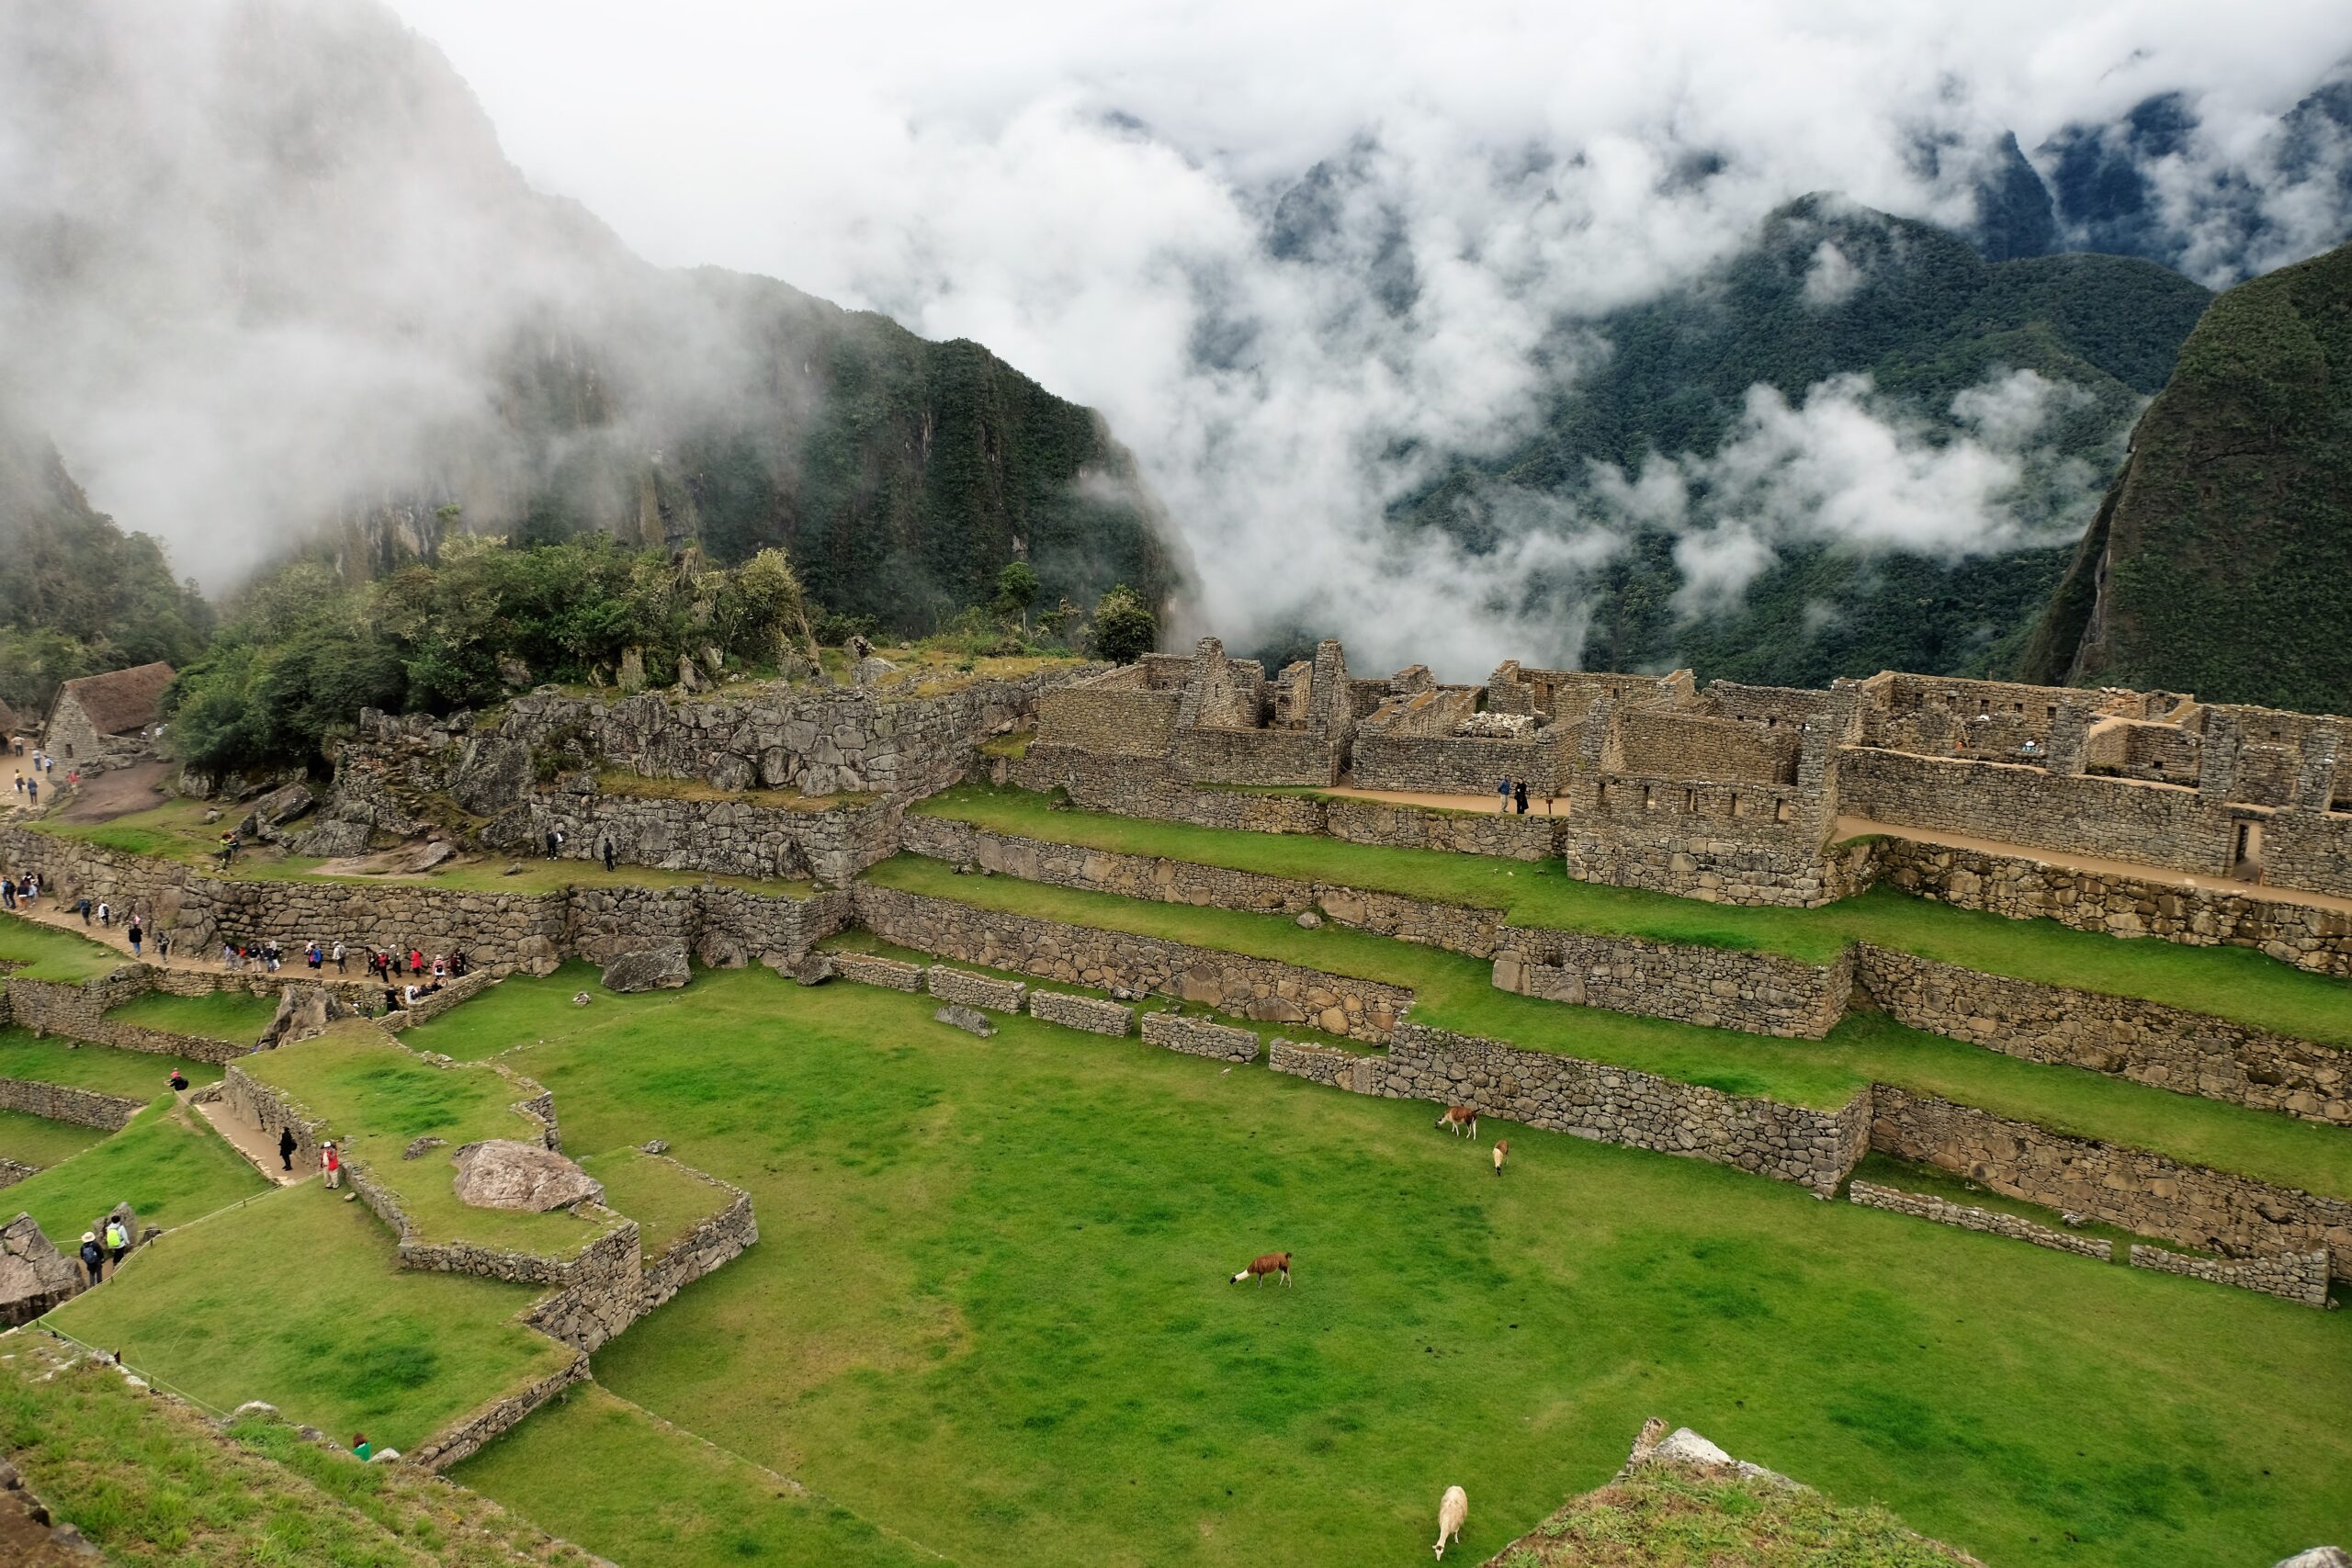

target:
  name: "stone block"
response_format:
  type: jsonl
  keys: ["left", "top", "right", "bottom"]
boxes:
{"left": 926, "top": 965, "right": 1027, "bottom": 1012}
{"left": 1028, "top": 990, "right": 1133, "bottom": 1036}
{"left": 1140, "top": 1010, "right": 1259, "bottom": 1061}
{"left": 934, "top": 1004, "right": 997, "bottom": 1038}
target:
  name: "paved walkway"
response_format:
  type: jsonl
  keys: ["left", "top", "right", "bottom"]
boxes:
{"left": 194, "top": 1098, "right": 305, "bottom": 1187}
{"left": 1318, "top": 784, "right": 1566, "bottom": 815}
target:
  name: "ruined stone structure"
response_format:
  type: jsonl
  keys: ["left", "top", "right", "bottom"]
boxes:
{"left": 40, "top": 661, "right": 174, "bottom": 774}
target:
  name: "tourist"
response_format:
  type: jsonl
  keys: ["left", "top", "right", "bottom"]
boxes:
{"left": 321, "top": 1141, "right": 342, "bottom": 1190}
{"left": 127, "top": 916, "right": 143, "bottom": 956}
{"left": 96, "top": 899, "right": 111, "bottom": 928}
{"left": 1496, "top": 774, "right": 1511, "bottom": 814}
{"left": 306, "top": 941, "right": 322, "bottom": 972}
{"left": 1513, "top": 779, "right": 1529, "bottom": 815}
{"left": 77, "top": 1232, "right": 105, "bottom": 1288}
{"left": 76, "top": 896, "right": 92, "bottom": 926}
{"left": 332, "top": 940, "right": 346, "bottom": 975}
{"left": 451, "top": 950, "right": 469, "bottom": 978}
{"left": 603, "top": 837, "right": 616, "bottom": 872}
{"left": 103, "top": 1216, "right": 130, "bottom": 1273}
{"left": 277, "top": 1126, "right": 296, "bottom": 1173}
{"left": 382, "top": 985, "right": 400, "bottom": 1013}
{"left": 222, "top": 942, "right": 240, "bottom": 971}
{"left": 407, "top": 946, "right": 423, "bottom": 975}
{"left": 352, "top": 1433, "right": 371, "bottom": 1462}
{"left": 167, "top": 1068, "right": 187, "bottom": 1092}
{"left": 402, "top": 981, "right": 421, "bottom": 1008}
{"left": 1, "top": 875, "right": 15, "bottom": 909}
{"left": 155, "top": 931, "right": 171, "bottom": 961}
{"left": 23, "top": 777, "right": 33, "bottom": 807}
{"left": 431, "top": 953, "right": 447, "bottom": 983}
{"left": 265, "top": 941, "right": 282, "bottom": 974}
{"left": 544, "top": 829, "right": 559, "bottom": 859}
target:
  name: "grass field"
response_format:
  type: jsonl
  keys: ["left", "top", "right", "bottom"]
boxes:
{"left": 0, "top": 910, "right": 128, "bottom": 981}
{"left": 0, "top": 1028, "right": 221, "bottom": 1098}
{"left": 0, "top": 1106, "right": 109, "bottom": 1168}
{"left": 917, "top": 784, "right": 2352, "bottom": 1045}
{"left": 860, "top": 855, "right": 2352, "bottom": 1198}
{"left": 575, "top": 1149, "right": 737, "bottom": 1257}
{"left": 374, "top": 964, "right": 2352, "bottom": 1568}
{"left": 105, "top": 988, "right": 278, "bottom": 1043}
{"left": 46, "top": 1181, "right": 570, "bottom": 1454}
{"left": 244, "top": 1024, "right": 620, "bottom": 1258}
{"left": 5, "top": 1098, "right": 264, "bottom": 1241}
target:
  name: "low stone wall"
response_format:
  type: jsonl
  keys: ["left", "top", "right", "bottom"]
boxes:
{"left": 410, "top": 1353, "right": 591, "bottom": 1472}
{"left": 1012, "top": 751, "right": 1329, "bottom": 836}
{"left": 639, "top": 1169, "right": 760, "bottom": 1315}
{"left": 852, "top": 883, "right": 1410, "bottom": 1042}
{"left": 1500, "top": 931, "right": 1852, "bottom": 1040}
{"left": 1321, "top": 797, "right": 1559, "bottom": 861}
{"left": 378, "top": 970, "right": 497, "bottom": 1032}
{"left": 489, "top": 790, "right": 902, "bottom": 886}
{"left": 1868, "top": 1083, "right": 2352, "bottom": 1280}
{"left": 925, "top": 965, "right": 1027, "bottom": 1012}
{"left": 0, "top": 1077, "right": 144, "bottom": 1130}
{"left": 0, "top": 1156, "right": 38, "bottom": 1188}
{"left": 1029, "top": 990, "right": 1134, "bottom": 1036}
{"left": 1376, "top": 1022, "right": 1870, "bottom": 1196}
{"left": 1139, "top": 1011, "right": 1258, "bottom": 1061}
{"left": 1854, "top": 945, "right": 2351, "bottom": 1123}
{"left": 1268, "top": 1038, "right": 1381, "bottom": 1092}
{"left": 831, "top": 953, "right": 924, "bottom": 991}
{"left": 521, "top": 1220, "right": 650, "bottom": 1353}
{"left": 1874, "top": 836, "right": 2352, "bottom": 979}
{"left": 2127, "top": 1244, "right": 2331, "bottom": 1307}
{"left": 1847, "top": 1179, "right": 2113, "bottom": 1260}
{"left": 1560, "top": 823, "right": 1872, "bottom": 909}
{"left": 3, "top": 970, "right": 253, "bottom": 1063}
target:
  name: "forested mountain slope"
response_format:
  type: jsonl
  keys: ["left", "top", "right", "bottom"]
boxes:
{"left": 2018, "top": 238, "right": 2352, "bottom": 712}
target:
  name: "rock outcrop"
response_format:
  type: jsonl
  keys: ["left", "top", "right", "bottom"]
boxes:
{"left": 601, "top": 946, "right": 690, "bottom": 993}
{"left": 449, "top": 1140, "right": 603, "bottom": 1213}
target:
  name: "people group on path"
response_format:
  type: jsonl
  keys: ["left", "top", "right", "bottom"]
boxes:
{"left": 1493, "top": 774, "right": 1542, "bottom": 815}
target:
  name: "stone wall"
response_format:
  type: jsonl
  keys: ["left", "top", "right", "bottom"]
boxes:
{"left": 1139, "top": 1010, "right": 1260, "bottom": 1062}
{"left": 1619, "top": 709, "right": 1798, "bottom": 784}
{"left": 1322, "top": 797, "right": 1558, "bottom": 860}
{"left": 1847, "top": 1179, "right": 2113, "bottom": 1259}
{"left": 830, "top": 953, "right": 923, "bottom": 991}
{"left": 851, "top": 883, "right": 1410, "bottom": 1042}
{"left": 3, "top": 971, "right": 253, "bottom": 1065}
{"left": 0, "top": 1077, "right": 145, "bottom": 1130}
{"left": 1376, "top": 1022, "right": 1870, "bottom": 1195}
{"left": 639, "top": 1167, "right": 759, "bottom": 1315}
{"left": 520, "top": 1220, "right": 650, "bottom": 1353}
{"left": 0, "top": 1157, "right": 38, "bottom": 1188}
{"left": 2127, "top": 1244, "right": 2331, "bottom": 1307}
{"left": 2262, "top": 808, "right": 2352, "bottom": 900}
{"left": 1873, "top": 837, "right": 2352, "bottom": 978}
{"left": 1267, "top": 1038, "right": 1381, "bottom": 1092}
{"left": 1854, "top": 945, "right": 2351, "bottom": 1122}
{"left": 925, "top": 965, "right": 1027, "bottom": 1012}
{"left": 1351, "top": 729, "right": 1571, "bottom": 795}
{"left": 1867, "top": 1084, "right": 2352, "bottom": 1280}
{"left": 1028, "top": 989, "right": 1134, "bottom": 1036}
{"left": 1498, "top": 931, "right": 1852, "bottom": 1040}
{"left": 1558, "top": 814, "right": 1865, "bottom": 909}
{"left": 1011, "top": 751, "right": 1329, "bottom": 835}
{"left": 409, "top": 1354, "right": 591, "bottom": 1472}
{"left": 1840, "top": 748, "right": 2238, "bottom": 875}
{"left": 489, "top": 789, "right": 901, "bottom": 886}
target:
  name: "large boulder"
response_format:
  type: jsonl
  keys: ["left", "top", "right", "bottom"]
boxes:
{"left": 0, "top": 1214, "right": 81, "bottom": 1326}
{"left": 450, "top": 1140, "right": 603, "bottom": 1212}
{"left": 2276, "top": 1551, "right": 2352, "bottom": 1568}
{"left": 285, "top": 818, "right": 371, "bottom": 858}
{"left": 238, "top": 782, "right": 316, "bottom": 841}
{"left": 259, "top": 986, "right": 339, "bottom": 1049}
{"left": 602, "top": 945, "right": 690, "bottom": 993}
{"left": 447, "top": 736, "right": 533, "bottom": 815}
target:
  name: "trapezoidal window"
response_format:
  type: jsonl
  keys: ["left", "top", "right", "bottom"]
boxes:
{"left": 1775, "top": 799, "right": 1795, "bottom": 822}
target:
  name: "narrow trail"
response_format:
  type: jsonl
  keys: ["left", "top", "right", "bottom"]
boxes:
{"left": 193, "top": 1098, "right": 304, "bottom": 1187}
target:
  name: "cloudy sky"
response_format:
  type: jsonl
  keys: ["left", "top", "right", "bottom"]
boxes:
{"left": 362, "top": 0, "right": 2349, "bottom": 671}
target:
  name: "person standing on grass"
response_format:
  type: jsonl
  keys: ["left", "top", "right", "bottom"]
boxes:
{"left": 128, "top": 916, "right": 142, "bottom": 957}
{"left": 321, "top": 1141, "right": 342, "bottom": 1190}
{"left": 544, "top": 829, "right": 559, "bottom": 859}
{"left": 277, "top": 1126, "right": 296, "bottom": 1173}
{"left": 1496, "top": 774, "right": 1511, "bottom": 814}
{"left": 603, "top": 837, "right": 616, "bottom": 872}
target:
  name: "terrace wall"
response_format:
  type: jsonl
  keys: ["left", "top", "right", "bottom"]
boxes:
{"left": 638, "top": 1169, "right": 759, "bottom": 1315}
{"left": 410, "top": 1355, "right": 591, "bottom": 1472}
{"left": 2127, "top": 1244, "right": 2330, "bottom": 1307}
{"left": 1027, "top": 990, "right": 1134, "bottom": 1036}
{"left": 849, "top": 883, "right": 1409, "bottom": 1042}
{"left": 1352, "top": 730, "right": 1571, "bottom": 795}
{"left": 1873, "top": 838, "right": 2352, "bottom": 978}
{"left": 1867, "top": 1084, "right": 2352, "bottom": 1280}
{"left": 1498, "top": 933, "right": 1853, "bottom": 1040}
{"left": 1139, "top": 1011, "right": 1260, "bottom": 1062}
{"left": 1853, "top": 945, "right": 2352, "bottom": 1123}
{"left": 489, "top": 790, "right": 901, "bottom": 886}
{"left": 1559, "top": 819, "right": 1869, "bottom": 908}
{"left": 0, "top": 1077, "right": 143, "bottom": 1130}
{"left": 1267, "top": 1038, "right": 1381, "bottom": 1092}
{"left": 2, "top": 971, "right": 253, "bottom": 1064}
{"left": 1846, "top": 1180, "right": 2113, "bottom": 1260}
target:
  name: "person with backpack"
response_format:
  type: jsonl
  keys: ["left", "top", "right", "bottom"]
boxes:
{"left": 332, "top": 940, "right": 346, "bottom": 975}
{"left": 103, "top": 1216, "right": 130, "bottom": 1272}
{"left": 1513, "top": 778, "right": 1530, "bottom": 815}
{"left": 277, "top": 1126, "right": 297, "bottom": 1173}
{"left": 1495, "top": 774, "right": 1512, "bottom": 814}
{"left": 127, "top": 916, "right": 143, "bottom": 956}
{"left": 77, "top": 1232, "right": 106, "bottom": 1287}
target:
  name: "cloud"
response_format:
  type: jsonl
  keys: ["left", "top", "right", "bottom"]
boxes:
{"left": 1802, "top": 241, "right": 1866, "bottom": 307}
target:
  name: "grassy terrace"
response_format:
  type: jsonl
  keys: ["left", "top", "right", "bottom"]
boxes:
{"left": 862, "top": 854, "right": 2352, "bottom": 1198}
{"left": 390, "top": 966, "right": 2352, "bottom": 1567}
{"left": 0, "top": 1106, "right": 108, "bottom": 1168}
{"left": 105, "top": 988, "right": 278, "bottom": 1043}
{"left": 0, "top": 911, "right": 127, "bottom": 982}
{"left": 45, "top": 1182, "right": 570, "bottom": 1454}
{"left": 0, "top": 1028, "right": 221, "bottom": 1098}
{"left": 244, "top": 1024, "right": 620, "bottom": 1258}
{"left": 917, "top": 784, "right": 2352, "bottom": 1046}
{"left": 6, "top": 1098, "right": 265, "bottom": 1240}
{"left": 576, "top": 1148, "right": 735, "bottom": 1257}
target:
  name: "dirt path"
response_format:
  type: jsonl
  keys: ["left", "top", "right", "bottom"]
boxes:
{"left": 195, "top": 1097, "right": 304, "bottom": 1186}
{"left": 50, "top": 761, "right": 174, "bottom": 824}
{"left": 1320, "top": 784, "right": 1567, "bottom": 815}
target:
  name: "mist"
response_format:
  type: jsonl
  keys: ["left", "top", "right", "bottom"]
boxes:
{"left": 8, "top": 0, "right": 2351, "bottom": 677}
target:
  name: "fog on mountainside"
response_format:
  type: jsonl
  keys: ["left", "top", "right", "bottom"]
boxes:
{"left": 0, "top": 0, "right": 1178, "bottom": 633}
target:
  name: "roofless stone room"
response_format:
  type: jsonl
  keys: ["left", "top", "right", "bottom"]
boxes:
{"left": 2, "top": 1, "right": 2348, "bottom": 1564}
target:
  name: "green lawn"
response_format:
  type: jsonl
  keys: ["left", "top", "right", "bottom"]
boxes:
{"left": 577, "top": 1148, "right": 736, "bottom": 1258}
{"left": 399, "top": 963, "right": 706, "bottom": 1063}
{"left": 5, "top": 1097, "right": 265, "bottom": 1240}
{"left": 0, "top": 1106, "right": 109, "bottom": 1168}
{"left": 860, "top": 855, "right": 2352, "bottom": 1197}
{"left": 44, "top": 1181, "right": 570, "bottom": 1454}
{"left": 918, "top": 784, "right": 2352, "bottom": 1045}
{"left": 106, "top": 988, "right": 278, "bottom": 1043}
{"left": 0, "top": 1028, "right": 221, "bottom": 1097}
{"left": 0, "top": 909, "right": 128, "bottom": 981}
{"left": 244, "top": 1025, "right": 619, "bottom": 1258}
{"left": 404, "top": 966, "right": 2352, "bottom": 1568}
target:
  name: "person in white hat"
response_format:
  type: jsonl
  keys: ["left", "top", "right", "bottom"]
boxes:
{"left": 320, "top": 1140, "right": 343, "bottom": 1190}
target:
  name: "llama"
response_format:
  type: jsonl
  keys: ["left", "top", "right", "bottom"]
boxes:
{"left": 1437, "top": 1105, "right": 1478, "bottom": 1139}
{"left": 1434, "top": 1484, "right": 1467, "bottom": 1558}
{"left": 1229, "top": 1251, "right": 1292, "bottom": 1286}
{"left": 1492, "top": 1139, "right": 1510, "bottom": 1177}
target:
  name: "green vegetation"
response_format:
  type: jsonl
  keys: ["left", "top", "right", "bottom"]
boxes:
{"left": 0, "top": 1345, "right": 589, "bottom": 1567}
{"left": 1492, "top": 1460, "right": 1973, "bottom": 1566}
{"left": 398, "top": 962, "right": 685, "bottom": 1064}
{"left": 0, "top": 1107, "right": 107, "bottom": 1168}
{"left": 0, "top": 1030, "right": 220, "bottom": 1098}
{"left": 45, "top": 1181, "right": 569, "bottom": 1453}
{"left": 1086, "top": 581, "right": 1158, "bottom": 663}
{"left": 861, "top": 854, "right": 2352, "bottom": 1195}
{"left": 2021, "top": 237, "right": 2352, "bottom": 711}
{"left": 245, "top": 1026, "right": 618, "bottom": 1257}
{"left": 379, "top": 965, "right": 2351, "bottom": 1567}
{"left": 5, "top": 1098, "right": 263, "bottom": 1240}
{"left": 1844, "top": 1153, "right": 2157, "bottom": 1258}
{"left": 106, "top": 989, "right": 277, "bottom": 1043}
{"left": 576, "top": 1149, "right": 735, "bottom": 1258}
{"left": 919, "top": 784, "right": 2352, "bottom": 1045}
{"left": 0, "top": 911, "right": 130, "bottom": 981}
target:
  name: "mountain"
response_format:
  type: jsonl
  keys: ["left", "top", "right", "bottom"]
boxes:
{"left": 0, "top": 400, "right": 214, "bottom": 716}
{"left": 0, "top": 0, "right": 1182, "bottom": 634}
{"left": 2018, "top": 238, "right": 2352, "bottom": 712}
{"left": 1390, "top": 197, "right": 2212, "bottom": 685}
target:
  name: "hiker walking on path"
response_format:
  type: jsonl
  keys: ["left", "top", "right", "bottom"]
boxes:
{"left": 1496, "top": 775, "right": 1512, "bottom": 814}
{"left": 77, "top": 1232, "right": 104, "bottom": 1287}
{"left": 277, "top": 1126, "right": 296, "bottom": 1173}
{"left": 1513, "top": 779, "right": 1530, "bottom": 815}
{"left": 333, "top": 940, "right": 346, "bottom": 975}
{"left": 103, "top": 1217, "right": 130, "bottom": 1274}
{"left": 127, "top": 917, "right": 142, "bottom": 956}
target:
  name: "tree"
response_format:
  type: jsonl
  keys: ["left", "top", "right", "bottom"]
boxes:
{"left": 1087, "top": 583, "right": 1157, "bottom": 664}
{"left": 992, "top": 560, "right": 1039, "bottom": 630}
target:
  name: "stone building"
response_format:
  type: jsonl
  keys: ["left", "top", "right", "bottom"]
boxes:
{"left": 42, "top": 661, "right": 175, "bottom": 772}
